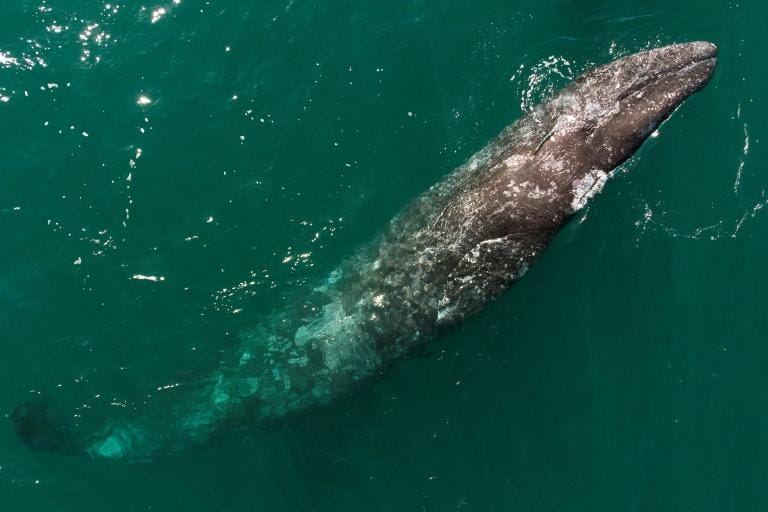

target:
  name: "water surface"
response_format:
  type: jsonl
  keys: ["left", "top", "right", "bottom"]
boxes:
{"left": 1, "top": 0, "right": 766, "bottom": 510}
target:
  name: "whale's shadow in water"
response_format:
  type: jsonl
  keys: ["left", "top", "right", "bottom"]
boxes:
{"left": 11, "top": 399, "right": 81, "bottom": 454}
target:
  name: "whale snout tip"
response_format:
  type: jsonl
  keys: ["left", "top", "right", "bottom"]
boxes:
{"left": 688, "top": 41, "right": 718, "bottom": 59}
{"left": 688, "top": 41, "right": 718, "bottom": 83}
{"left": 655, "top": 40, "right": 718, "bottom": 87}
{"left": 678, "top": 41, "right": 718, "bottom": 75}
{"left": 662, "top": 40, "right": 718, "bottom": 69}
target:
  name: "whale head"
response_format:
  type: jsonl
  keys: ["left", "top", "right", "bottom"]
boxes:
{"left": 530, "top": 41, "right": 717, "bottom": 212}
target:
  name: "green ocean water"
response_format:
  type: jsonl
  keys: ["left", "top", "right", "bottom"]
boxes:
{"left": 0, "top": 0, "right": 766, "bottom": 510}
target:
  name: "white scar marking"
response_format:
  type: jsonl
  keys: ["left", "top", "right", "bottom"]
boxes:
{"left": 569, "top": 169, "right": 609, "bottom": 213}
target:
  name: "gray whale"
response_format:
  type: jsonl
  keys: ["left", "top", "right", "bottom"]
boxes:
{"left": 12, "top": 41, "right": 717, "bottom": 461}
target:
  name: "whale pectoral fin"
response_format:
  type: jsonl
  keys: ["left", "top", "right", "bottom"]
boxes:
{"left": 11, "top": 400, "right": 81, "bottom": 454}
{"left": 567, "top": 169, "right": 609, "bottom": 215}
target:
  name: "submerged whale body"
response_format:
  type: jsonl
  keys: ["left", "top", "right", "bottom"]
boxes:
{"left": 12, "top": 400, "right": 80, "bottom": 454}
{"left": 12, "top": 42, "right": 717, "bottom": 461}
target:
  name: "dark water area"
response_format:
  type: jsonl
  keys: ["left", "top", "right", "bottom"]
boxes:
{"left": 1, "top": 0, "right": 766, "bottom": 510}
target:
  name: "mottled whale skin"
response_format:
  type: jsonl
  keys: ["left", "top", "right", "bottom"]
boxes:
{"left": 12, "top": 42, "right": 717, "bottom": 461}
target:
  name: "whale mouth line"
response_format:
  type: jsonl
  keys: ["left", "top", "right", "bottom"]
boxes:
{"left": 644, "top": 41, "right": 718, "bottom": 75}
{"left": 617, "top": 53, "right": 717, "bottom": 102}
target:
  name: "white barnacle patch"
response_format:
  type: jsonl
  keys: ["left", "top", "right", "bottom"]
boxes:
{"left": 585, "top": 100, "right": 603, "bottom": 117}
{"left": 292, "top": 300, "right": 376, "bottom": 372}
{"left": 239, "top": 350, "right": 253, "bottom": 364}
{"left": 568, "top": 169, "right": 608, "bottom": 213}
{"left": 503, "top": 154, "right": 527, "bottom": 169}
{"left": 554, "top": 114, "right": 578, "bottom": 131}
{"left": 313, "top": 267, "right": 342, "bottom": 292}
{"left": 469, "top": 245, "right": 481, "bottom": 261}
{"left": 527, "top": 184, "right": 556, "bottom": 200}
{"left": 542, "top": 159, "right": 565, "bottom": 175}
{"left": 372, "top": 293, "right": 386, "bottom": 307}
{"left": 437, "top": 294, "right": 455, "bottom": 322}
{"left": 527, "top": 185, "right": 546, "bottom": 199}
{"left": 507, "top": 180, "right": 530, "bottom": 197}
{"left": 556, "top": 92, "right": 578, "bottom": 109}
